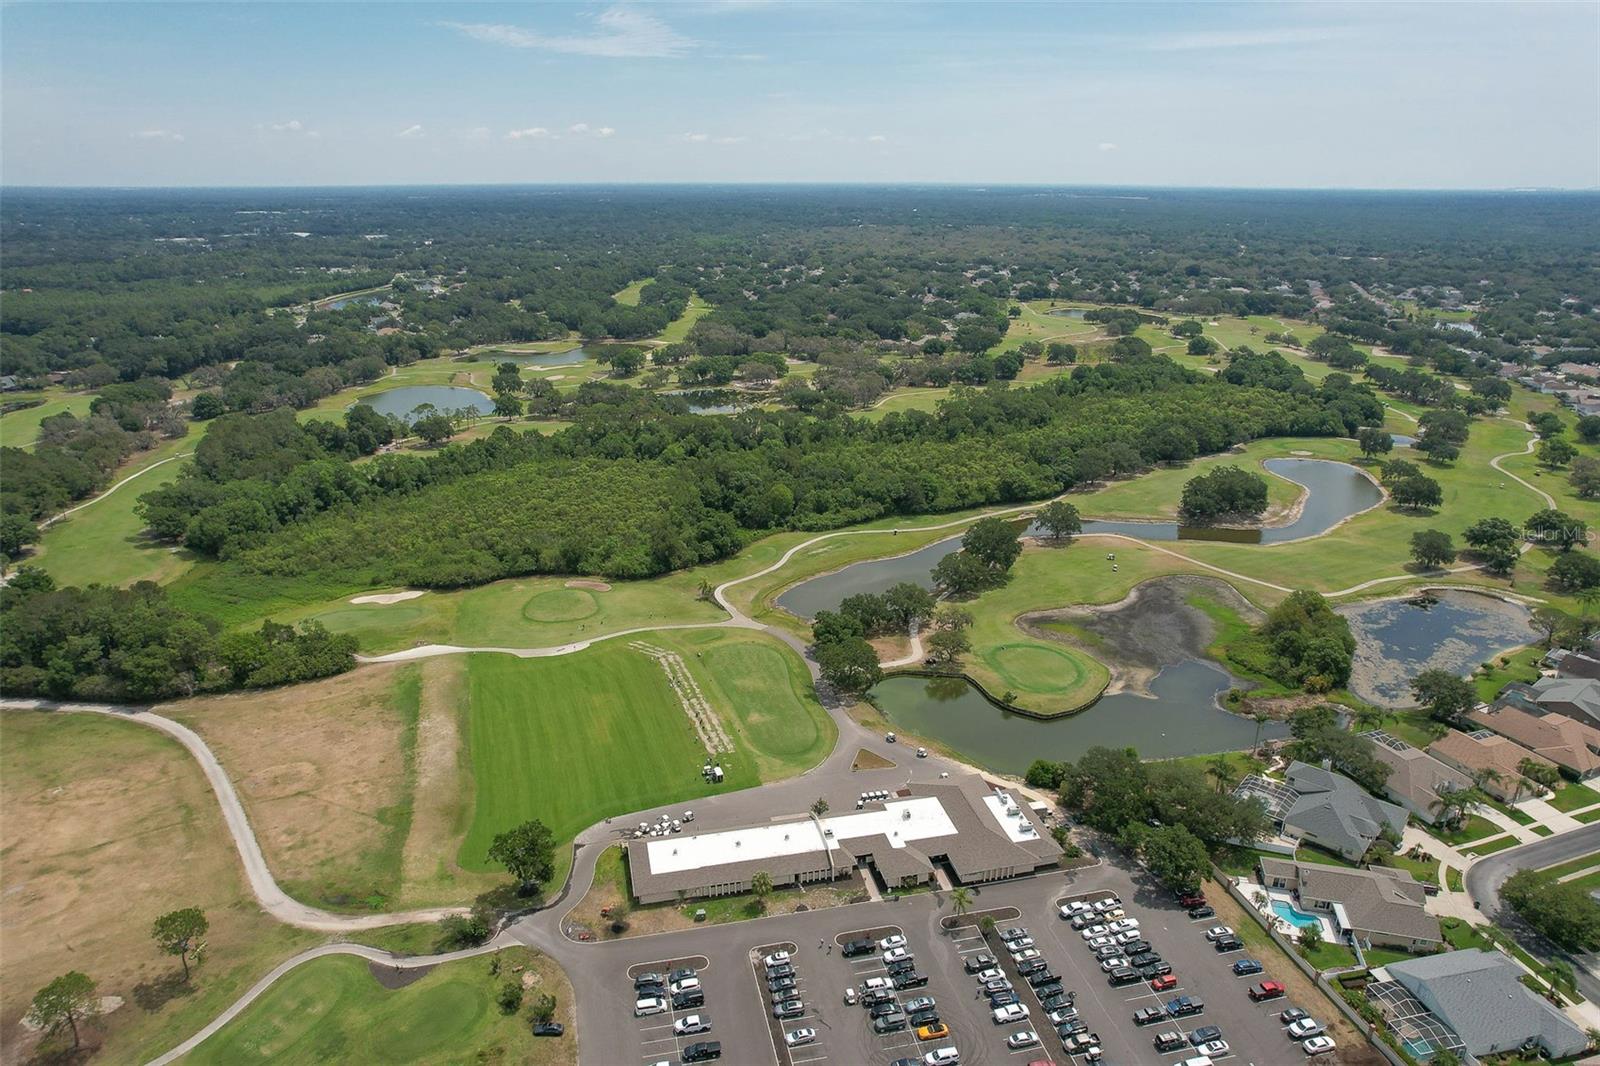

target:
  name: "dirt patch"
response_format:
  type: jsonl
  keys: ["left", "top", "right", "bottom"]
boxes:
{"left": 1020, "top": 575, "right": 1261, "bottom": 696}
{"left": 0, "top": 712, "right": 309, "bottom": 1062}
{"left": 851, "top": 748, "right": 896, "bottom": 772}
{"left": 563, "top": 579, "right": 612, "bottom": 592}
{"left": 868, "top": 634, "right": 910, "bottom": 661}
{"left": 349, "top": 589, "right": 426, "bottom": 605}
{"left": 369, "top": 959, "right": 436, "bottom": 989}
{"left": 159, "top": 665, "right": 415, "bottom": 910}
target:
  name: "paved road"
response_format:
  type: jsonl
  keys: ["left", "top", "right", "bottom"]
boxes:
{"left": 1464, "top": 823, "right": 1600, "bottom": 1003}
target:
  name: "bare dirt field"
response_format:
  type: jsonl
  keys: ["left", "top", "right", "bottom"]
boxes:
{"left": 0, "top": 712, "right": 312, "bottom": 1063}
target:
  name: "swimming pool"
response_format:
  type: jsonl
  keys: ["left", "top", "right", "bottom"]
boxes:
{"left": 1271, "top": 899, "right": 1324, "bottom": 929}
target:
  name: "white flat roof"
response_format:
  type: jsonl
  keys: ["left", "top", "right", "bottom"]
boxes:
{"left": 983, "top": 791, "right": 1041, "bottom": 843}
{"left": 645, "top": 796, "right": 958, "bottom": 876}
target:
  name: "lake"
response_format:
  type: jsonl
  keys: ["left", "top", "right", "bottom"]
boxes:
{"left": 490, "top": 347, "right": 589, "bottom": 367}
{"left": 327, "top": 294, "right": 386, "bottom": 310}
{"left": 1046, "top": 308, "right": 1088, "bottom": 319}
{"left": 870, "top": 661, "right": 1288, "bottom": 775}
{"left": 776, "top": 457, "right": 1383, "bottom": 619}
{"left": 1340, "top": 590, "right": 1539, "bottom": 708}
{"left": 662, "top": 390, "right": 747, "bottom": 415}
{"left": 357, "top": 385, "right": 493, "bottom": 422}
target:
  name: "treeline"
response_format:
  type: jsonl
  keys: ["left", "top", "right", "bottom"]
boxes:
{"left": 150, "top": 357, "right": 1383, "bottom": 609}
{"left": 1227, "top": 590, "right": 1356, "bottom": 692}
{"left": 0, "top": 570, "right": 356, "bottom": 701}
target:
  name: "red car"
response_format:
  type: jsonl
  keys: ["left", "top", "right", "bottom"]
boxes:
{"left": 1150, "top": 974, "right": 1178, "bottom": 992}
{"left": 1178, "top": 893, "right": 1206, "bottom": 909}
{"left": 1248, "top": 980, "right": 1286, "bottom": 1002}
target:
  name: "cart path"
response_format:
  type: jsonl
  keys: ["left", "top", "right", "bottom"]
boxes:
{"left": 38, "top": 450, "right": 194, "bottom": 529}
{"left": 0, "top": 699, "right": 470, "bottom": 933}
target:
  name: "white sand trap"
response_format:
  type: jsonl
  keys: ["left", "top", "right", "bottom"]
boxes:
{"left": 564, "top": 579, "right": 612, "bottom": 592}
{"left": 1290, "top": 449, "right": 1313, "bottom": 456}
{"left": 349, "top": 590, "right": 426, "bottom": 605}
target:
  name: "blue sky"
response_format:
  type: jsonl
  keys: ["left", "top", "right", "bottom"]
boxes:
{"left": 3, "top": 1, "right": 1596, "bottom": 188}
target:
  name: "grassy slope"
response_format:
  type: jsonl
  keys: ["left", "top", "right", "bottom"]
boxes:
{"left": 460, "top": 629, "right": 832, "bottom": 876}
{"left": 0, "top": 390, "right": 97, "bottom": 450}
{"left": 656, "top": 294, "right": 712, "bottom": 345}
{"left": 1077, "top": 438, "right": 1317, "bottom": 521}
{"left": 184, "top": 947, "right": 574, "bottom": 1066}
{"left": 611, "top": 277, "right": 653, "bottom": 305}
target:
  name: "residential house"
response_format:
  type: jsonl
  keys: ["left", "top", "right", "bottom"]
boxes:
{"left": 1359, "top": 731, "right": 1471, "bottom": 824}
{"left": 1235, "top": 762, "right": 1409, "bottom": 861}
{"left": 1427, "top": 729, "right": 1554, "bottom": 802}
{"left": 1468, "top": 704, "right": 1600, "bottom": 780}
{"left": 1543, "top": 647, "right": 1600, "bottom": 681}
{"left": 1382, "top": 949, "right": 1588, "bottom": 1058}
{"left": 1526, "top": 675, "right": 1600, "bottom": 729}
{"left": 1258, "top": 858, "right": 1442, "bottom": 952}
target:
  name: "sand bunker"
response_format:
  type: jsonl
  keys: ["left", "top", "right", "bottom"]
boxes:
{"left": 349, "top": 590, "right": 426, "bottom": 605}
{"left": 564, "top": 579, "right": 612, "bottom": 592}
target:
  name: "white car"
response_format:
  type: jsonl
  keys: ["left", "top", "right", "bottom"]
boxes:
{"left": 843, "top": 988, "right": 858, "bottom": 1006}
{"left": 1006, "top": 1030, "right": 1040, "bottom": 1050}
{"left": 1047, "top": 1007, "right": 1079, "bottom": 1025}
{"left": 879, "top": 934, "right": 907, "bottom": 951}
{"left": 764, "top": 950, "right": 791, "bottom": 968}
{"left": 884, "top": 946, "right": 913, "bottom": 964}
{"left": 1093, "top": 897, "right": 1121, "bottom": 912}
{"left": 669, "top": 977, "right": 701, "bottom": 995}
{"left": 1302, "top": 1035, "right": 1336, "bottom": 1055}
{"left": 1012, "top": 948, "right": 1042, "bottom": 964}
{"left": 1060, "top": 900, "right": 1092, "bottom": 918}
{"left": 1081, "top": 924, "right": 1109, "bottom": 940}
{"left": 673, "top": 1015, "right": 710, "bottom": 1036}
{"left": 1288, "top": 1018, "right": 1325, "bottom": 1039}
{"left": 923, "top": 1048, "right": 960, "bottom": 1066}
{"left": 1204, "top": 925, "right": 1235, "bottom": 941}
{"left": 1099, "top": 956, "right": 1129, "bottom": 972}
{"left": 1086, "top": 935, "right": 1115, "bottom": 950}
{"left": 1107, "top": 918, "right": 1139, "bottom": 933}
{"left": 991, "top": 1003, "right": 1030, "bottom": 1024}
{"left": 1114, "top": 929, "right": 1143, "bottom": 945}
{"left": 975, "top": 968, "right": 1004, "bottom": 983}
{"left": 1198, "top": 1040, "right": 1229, "bottom": 1058}
{"left": 1005, "top": 935, "right": 1035, "bottom": 951}
{"left": 784, "top": 1027, "right": 817, "bottom": 1047}
{"left": 634, "top": 996, "right": 667, "bottom": 1016}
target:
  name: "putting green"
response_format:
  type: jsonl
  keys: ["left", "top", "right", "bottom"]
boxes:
{"left": 520, "top": 587, "right": 599, "bottom": 623}
{"left": 312, "top": 603, "right": 432, "bottom": 634}
{"left": 982, "top": 642, "right": 1090, "bottom": 695}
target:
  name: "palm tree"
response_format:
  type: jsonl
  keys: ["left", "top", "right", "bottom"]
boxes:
{"left": 950, "top": 886, "right": 973, "bottom": 919}
{"left": 751, "top": 871, "right": 773, "bottom": 913}
{"left": 1353, "top": 706, "right": 1386, "bottom": 733}
{"left": 1251, "top": 711, "right": 1270, "bottom": 753}
{"left": 1208, "top": 754, "right": 1238, "bottom": 794}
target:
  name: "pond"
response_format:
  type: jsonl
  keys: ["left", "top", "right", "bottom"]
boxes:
{"left": 326, "top": 293, "right": 386, "bottom": 310}
{"left": 1046, "top": 308, "right": 1088, "bottom": 319}
{"left": 489, "top": 347, "right": 588, "bottom": 367}
{"left": 1339, "top": 590, "right": 1539, "bottom": 708}
{"left": 869, "top": 661, "right": 1288, "bottom": 775}
{"left": 775, "top": 457, "right": 1382, "bottom": 619}
{"left": 1392, "top": 434, "right": 1417, "bottom": 448}
{"left": 662, "top": 389, "right": 747, "bottom": 415}
{"left": 356, "top": 385, "right": 493, "bottom": 422}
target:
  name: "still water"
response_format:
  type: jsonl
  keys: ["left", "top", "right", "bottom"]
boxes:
{"left": 491, "top": 347, "right": 589, "bottom": 367}
{"left": 1340, "top": 590, "right": 1538, "bottom": 708}
{"left": 870, "top": 661, "right": 1289, "bottom": 774}
{"left": 327, "top": 294, "right": 386, "bottom": 310}
{"left": 777, "top": 458, "right": 1382, "bottom": 619}
{"left": 357, "top": 385, "right": 494, "bottom": 422}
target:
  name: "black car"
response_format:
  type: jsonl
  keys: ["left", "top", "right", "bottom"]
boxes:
{"left": 669, "top": 967, "right": 698, "bottom": 983}
{"left": 1058, "top": 1020, "right": 1088, "bottom": 1038}
{"left": 964, "top": 953, "right": 996, "bottom": 974}
{"left": 1017, "top": 957, "right": 1050, "bottom": 976}
{"left": 1153, "top": 1031, "right": 1187, "bottom": 1053}
{"left": 1033, "top": 981, "right": 1065, "bottom": 1000}
{"left": 673, "top": 991, "right": 705, "bottom": 1010}
{"left": 870, "top": 1000, "right": 902, "bottom": 1019}
{"left": 1107, "top": 967, "right": 1141, "bottom": 986}
{"left": 1026, "top": 968, "right": 1059, "bottom": 987}
{"left": 768, "top": 975, "right": 796, "bottom": 995}
{"left": 893, "top": 970, "right": 928, "bottom": 990}
{"left": 1121, "top": 940, "right": 1152, "bottom": 957}
{"left": 1214, "top": 936, "right": 1244, "bottom": 953}
{"left": 1039, "top": 992, "right": 1071, "bottom": 1012}
{"left": 1137, "top": 962, "right": 1173, "bottom": 980}
{"left": 532, "top": 1022, "right": 565, "bottom": 1037}
{"left": 1129, "top": 951, "right": 1161, "bottom": 968}
{"left": 1188, "top": 905, "right": 1216, "bottom": 920}
{"left": 633, "top": 971, "right": 665, "bottom": 989}
{"left": 767, "top": 962, "right": 795, "bottom": 979}
{"left": 842, "top": 937, "right": 876, "bottom": 958}
{"left": 886, "top": 958, "right": 916, "bottom": 976}
{"left": 682, "top": 1041, "right": 722, "bottom": 1063}
{"left": 862, "top": 988, "right": 896, "bottom": 1007}
{"left": 1190, "top": 1025, "right": 1223, "bottom": 1046}
{"left": 1133, "top": 1007, "right": 1163, "bottom": 1027}
{"left": 909, "top": 1007, "right": 940, "bottom": 1028}
{"left": 989, "top": 990, "right": 1019, "bottom": 1008}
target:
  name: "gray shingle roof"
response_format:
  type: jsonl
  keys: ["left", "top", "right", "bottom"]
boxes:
{"left": 1386, "top": 949, "right": 1588, "bottom": 1057}
{"left": 1282, "top": 761, "right": 1409, "bottom": 856}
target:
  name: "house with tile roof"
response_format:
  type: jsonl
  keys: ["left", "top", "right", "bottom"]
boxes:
{"left": 1427, "top": 729, "right": 1554, "bottom": 802}
{"left": 1468, "top": 704, "right": 1600, "bottom": 780}
{"left": 1383, "top": 949, "right": 1587, "bottom": 1058}
{"left": 1359, "top": 731, "right": 1471, "bottom": 824}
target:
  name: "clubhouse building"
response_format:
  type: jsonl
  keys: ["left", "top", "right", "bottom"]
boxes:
{"left": 625, "top": 777, "right": 1063, "bottom": 904}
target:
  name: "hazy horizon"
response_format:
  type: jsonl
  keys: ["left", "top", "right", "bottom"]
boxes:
{"left": 4, "top": 2, "right": 1597, "bottom": 190}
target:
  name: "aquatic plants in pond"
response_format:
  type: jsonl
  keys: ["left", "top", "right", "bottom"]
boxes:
{"left": 1339, "top": 590, "right": 1538, "bottom": 708}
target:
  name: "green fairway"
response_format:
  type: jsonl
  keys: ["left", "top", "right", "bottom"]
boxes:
{"left": 655, "top": 292, "right": 711, "bottom": 344}
{"left": 611, "top": 277, "right": 653, "bottom": 305}
{"left": 0, "top": 389, "right": 97, "bottom": 450}
{"left": 1076, "top": 438, "right": 1317, "bottom": 521}
{"left": 459, "top": 629, "right": 832, "bottom": 875}
{"left": 185, "top": 948, "right": 571, "bottom": 1066}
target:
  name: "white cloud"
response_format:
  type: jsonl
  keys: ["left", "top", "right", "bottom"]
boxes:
{"left": 397, "top": 124, "right": 424, "bottom": 139}
{"left": 1140, "top": 26, "right": 1353, "bottom": 52}
{"left": 565, "top": 122, "right": 617, "bottom": 139}
{"left": 866, "top": 134, "right": 888, "bottom": 143}
{"left": 595, "top": 126, "right": 616, "bottom": 138}
{"left": 569, "top": 122, "right": 591, "bottom": 135}
{"left": 266, "top": 119, "right": 305, "bottom": 133}
{"left": 506, "top": 127, "right": 553, "bottom": 140}
{"left": 132, "top": 129, "right": 184, "bottom": 142}
{"left": 1098, "top": 142, "right": 1119, "bottom": 152}
{"left": 683, "top": 132, "right": 744, "bottom": 144}
{"left": 444, "top": 7, "right": 695, "bottom": 59}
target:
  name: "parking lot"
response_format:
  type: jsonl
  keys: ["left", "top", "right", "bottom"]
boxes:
{"left": 570, "top": 851, "right": 1367, "bottom": 1066}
